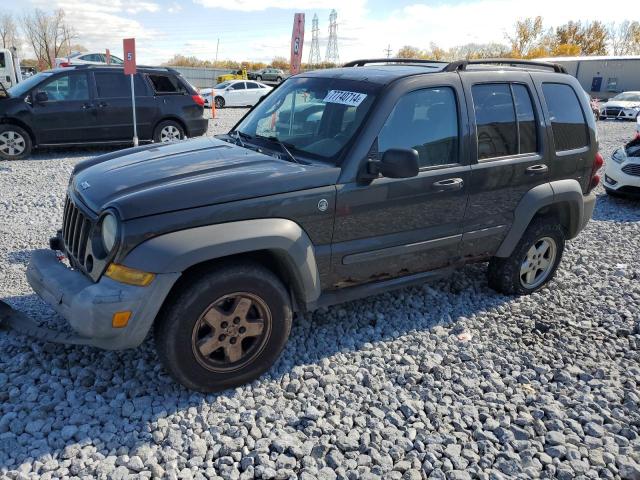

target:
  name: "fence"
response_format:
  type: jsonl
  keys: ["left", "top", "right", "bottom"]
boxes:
{"left": 171, "top": 66, "right": 235, "bottom": 89}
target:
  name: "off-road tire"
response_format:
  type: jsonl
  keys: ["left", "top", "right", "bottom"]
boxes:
{"left": 0, "top": 124, "right": 32, "bottom": 160}
{"left": 154, "top": 262, "right": 292, "bottom": 392}
{"left": 487, "top": 217, "right": 565, "bottom": 295}
{"left": 153, "top": 120, "right": 185, "bottom": 143}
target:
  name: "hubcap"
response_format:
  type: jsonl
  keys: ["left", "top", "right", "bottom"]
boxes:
{"left": 520, "top": 236, "right": 557, "bottom": 289}
{"left": 191, "top": 292, "right": 271, "bottom": 372}
{"left": 0, "top": 131, "right": 26, "bottom": 157}
{"left": 160, "top": 125, "right": 181, "bottom": 143}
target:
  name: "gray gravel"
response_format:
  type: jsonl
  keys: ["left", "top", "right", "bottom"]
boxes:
{"left": 1, "top": 115, "right": 639, "bottom": 479}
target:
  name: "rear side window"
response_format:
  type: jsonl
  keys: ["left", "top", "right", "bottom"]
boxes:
{"left": 542, "top": 83, "right": 588, "bottom": 151}
{"left": 95, "top": 72, "right": 147, "bottom": 98}
{"left": 246, "top": 82, "right": 260, "bottom": 89}
{"left": 473, "top": 84, "right": 517, "bottom": 159}
{"left": 0, "top": 52, "right": 5, "bottom": 68}
{"left": 473, "top": 83, "right": 539, "bottom": 159}
{"left": 148, "top": 74, "right": 186, "bottom": 94}
{"left": 378, "top": 87, "right": 459, "bottom": 168}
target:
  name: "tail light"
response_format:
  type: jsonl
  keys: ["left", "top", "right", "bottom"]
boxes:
{"left": 589, "top": 152, "right": 604, "bottom": 191}
{"left": 59, "top": 62, "right": 71, "bottom": 68}
{"left": 191, "top": 94, "right": 205, "bottom": 107}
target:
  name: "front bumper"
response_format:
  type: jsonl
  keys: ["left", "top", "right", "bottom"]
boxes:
{"left": 3, "top": 249, "right": 179, "bottom": 350}
{"left": 604, "top": 158, "right": 640, "bottom": 193}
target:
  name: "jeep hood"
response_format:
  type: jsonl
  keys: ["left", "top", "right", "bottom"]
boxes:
{"left": 71, "top": 137, "right": 341, "bottom": 219}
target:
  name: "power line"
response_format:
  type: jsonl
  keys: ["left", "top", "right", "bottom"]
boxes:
{"left": 325, "top": 9, "right": 339, "bottom": 64}
{"left": 308, "top": 14, "right": 321, "bottom": 67}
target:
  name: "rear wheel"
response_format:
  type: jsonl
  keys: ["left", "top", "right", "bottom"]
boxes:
{"left": 215, "top": 96, "right": 225, "bottom": 109}
{"left": 154, "top": 120, "right": 185, "bottom": 143}
{"left": 154, "top": 262, "right": 292, "bottom": 392}
{"left": 488, "top": 217, "right": 565, "bottom": 295}
{"left": 255, "top": 75, "right": 262, "bottom": 81}
{"left": 0, "top": 125, "right": 31, "bottom": 160}
{"left": 276, "top": 76, "right": 283, "bottom": 83}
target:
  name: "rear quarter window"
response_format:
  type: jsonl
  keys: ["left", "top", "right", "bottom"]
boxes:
{"left": 148, "top": 74, "right": 187, "bottom": 94}
{"left": 542, "top": 83, "right": 589, "bottom": 152}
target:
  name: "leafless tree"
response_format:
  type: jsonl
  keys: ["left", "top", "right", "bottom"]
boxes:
{"left": 609, "top": 21, "right": 640, "bottom": 55}
{"left": 21, "top": 8, "right": 75, "bottom": 69}
{"left": 0, "top": 12, "right": 20, "bottom": 51}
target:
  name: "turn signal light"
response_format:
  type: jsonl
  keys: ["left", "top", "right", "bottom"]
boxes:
{"left": 112, "top": 311, "right": 132, "bottom": 328}
{"left": 105, "top": 264, "right": 155, "bottom": 286}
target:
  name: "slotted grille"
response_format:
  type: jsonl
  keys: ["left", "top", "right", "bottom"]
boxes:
{"left": 603, "top": 107, "right": 622, "bottom": 117}
{"left": 622, "top": 163, "right": 640, "bottom": 177}
{"left": 62, "top": 196, "right": 92, "bottom": 267}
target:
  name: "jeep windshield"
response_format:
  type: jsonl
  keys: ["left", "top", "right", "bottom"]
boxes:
{"left": 233, "top": 76, "right": 380, "bottom": 163}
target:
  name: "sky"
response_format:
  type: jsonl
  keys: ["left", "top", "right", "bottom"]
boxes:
{"left": 5, "top": 0, "right": 638, "bottom": 65}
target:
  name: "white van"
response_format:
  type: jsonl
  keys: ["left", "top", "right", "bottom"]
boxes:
{"left": 0, "top": 48, "right": 23, "bottom": 91}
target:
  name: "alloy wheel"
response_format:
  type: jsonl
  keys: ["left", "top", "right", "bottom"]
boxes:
{"left": 191, "top": 292, "right": 271, "bottom": 372}
{"left": 520, "top": 237, "right": 557, "bottom": 289}
{"left": 160, "top": 125, "right": 182, "bottom": 142}
{"left": 0, "top": 131, "right": 26, "bottom": 157}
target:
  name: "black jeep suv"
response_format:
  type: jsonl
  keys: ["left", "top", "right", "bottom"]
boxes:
{"left": 0, "top": 65, "right": 208, "bottom": 160}
{"left": 1, "top": 59, "right": 600, "bottom": 392}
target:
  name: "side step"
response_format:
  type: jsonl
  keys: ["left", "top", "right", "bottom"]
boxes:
{"left": 0, "top": 300, "right": 95, "bottom": 346}
{"left": 308, "top": 266, "right": 454, "bottom": 310}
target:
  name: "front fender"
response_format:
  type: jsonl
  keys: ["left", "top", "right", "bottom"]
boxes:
{"left": 122, "top": 218, "right": 322, "bottom": 304}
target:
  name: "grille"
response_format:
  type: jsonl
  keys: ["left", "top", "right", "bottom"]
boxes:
{"left": 603, "top": 107, "right": 622, "bottom": 117}
{"left": 62, "top": 196, "right": 92, "bottom": 268}
{"left": 622, "top": 163, "right": 640, "bottom": 177}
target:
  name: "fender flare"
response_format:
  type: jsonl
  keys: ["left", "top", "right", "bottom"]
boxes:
{"left": 495, "top": 179, "right": 585, "bottom": 258}
{"left": 122, "top": 218, "right": 322, "bottom": 304}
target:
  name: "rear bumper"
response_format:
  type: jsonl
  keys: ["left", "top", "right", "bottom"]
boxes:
{"left": 11, "top": 249, "right": 180, "bottom": 349}
{"left": 186, "top": 118, "right": 209, "bottom": 138}
{"left": 580, "top": 191, "right": 597, "bottom": 231}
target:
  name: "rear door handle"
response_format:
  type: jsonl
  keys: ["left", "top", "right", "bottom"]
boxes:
{"left": 81, "top": 103, "right": 94, "bottom": 110}
{"left": 432, "top": 178, "right": 464, "bottom": 191}
{"left": 526, "top": 164, "right": 549, "bottom": 175}
{"left": 97, "top": 102, "right": 109, "bottom": 108}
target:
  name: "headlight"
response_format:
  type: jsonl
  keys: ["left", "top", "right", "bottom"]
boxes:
{"left": 101, "top": 213, "right": 119, "bottom": 253}
{"left": 611, "top": 148, "right": 626, "bottom": 164}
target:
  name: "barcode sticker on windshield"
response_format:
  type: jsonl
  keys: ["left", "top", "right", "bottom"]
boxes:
{"left": 323, "top": 90, "right": 367, "bottom": 107}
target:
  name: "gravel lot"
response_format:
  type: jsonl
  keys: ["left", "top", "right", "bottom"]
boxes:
{"left": 0, "top": 113, "right": 639, "bottom": 480}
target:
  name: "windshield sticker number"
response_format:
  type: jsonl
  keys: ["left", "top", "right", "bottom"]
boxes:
{"left": 323, "top": 90, "right": 367, "bottom": 107}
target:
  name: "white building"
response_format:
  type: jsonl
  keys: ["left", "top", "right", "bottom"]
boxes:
{"left": 536, "top": 55, "right": 640, "bottom": 99}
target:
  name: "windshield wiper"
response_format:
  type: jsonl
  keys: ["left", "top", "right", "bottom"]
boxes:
{"left": 256, "top": 135, "right": 300, "bottom": 164}
{"left": 228, "top": 130, "right": 250, "bottom": 148}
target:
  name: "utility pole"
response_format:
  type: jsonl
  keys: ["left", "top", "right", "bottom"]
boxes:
{"left": 214, "top": 38, "right": 220, "bottom": 66}
{"left": 385, "top": 44, "right": 392, "bottom": 58}
{"left": 308, "top": 14, "right": 321, "bottom": 67}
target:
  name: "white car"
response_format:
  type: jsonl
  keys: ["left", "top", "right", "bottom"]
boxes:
{"left": 55, "top": 52, "right": 124, "bottom": 68}
{"left": 202, "top": 80, "right": 272, "bottom": 108}
{"left": 600, "top": 91, "right": 640, "bottom": 120}
{"left": 604, "top": 117, "right": 640, "bottom": 197}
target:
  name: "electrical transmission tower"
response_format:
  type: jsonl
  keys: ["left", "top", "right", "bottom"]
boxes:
{"left": 308, "top": 14, "right": 321, "bottom": 66}
{"left": 325, "top": 9, "right": 339, "bottom": 64}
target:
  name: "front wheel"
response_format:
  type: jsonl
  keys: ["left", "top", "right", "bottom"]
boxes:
{"left": 255, "top": 75, "right": 262, "bottom": 81}
{"left": 276, "top": 76, "right": 283, "bottom": 83}
{"left": 154, "top": 120, "right": 185, "bottom": 143}
{"left": 154, "top": 262, "right": 292, "bottom": 392}
{"left": 0, "top": 125, "right": 32, "bottom": 160}
{"left": 488, "top": 217, "right": 565, "bottom": 295}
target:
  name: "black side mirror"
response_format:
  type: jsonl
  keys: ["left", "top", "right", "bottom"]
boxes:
{"left": 368, "top": 148, "right": 420, "bottom": 179}
{"left": 34, "top": 91, "right": 49, "bottom": 103}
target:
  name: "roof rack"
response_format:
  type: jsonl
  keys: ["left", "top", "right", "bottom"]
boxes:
{"left": 343, "top": 58, "right": 448, "bottom": 67}
{"left": 68, "top": 64, "right": 176, "bottom": 72}
{"left": 443, "top": 59, "right": 567, "bottom": 74}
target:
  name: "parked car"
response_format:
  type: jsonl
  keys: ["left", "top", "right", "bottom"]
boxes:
{"left": 1, "top": 58, "right": 600, "bottom": 392}
{"left": 249, "top": 68, "right": 286, "bottom": 83}
{"left": 599, "top": 91, "right": 640, "bottom": 120}
{"left": 0, "top": 65, "right": 208, "bottom": 160}
{"left": 216, "top": 69, "right": 247, "bottom": 85}
{"left": 202, "top": 80, "right": 272, "bottom": 108}
{"left": 55, "top": 52, "right": 124, "bottom": 68}
{"left": 604, "top": 116, "right": 640, "bottom": 197}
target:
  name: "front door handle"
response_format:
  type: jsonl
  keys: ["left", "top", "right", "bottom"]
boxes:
{"left": 526, "top": 164, "right": 549, "bottom": 175}
{"left": 97, "top": 102, "right": 109, "bottom": 108}
{"left": 432, "top": 178, "right": 464, "bottom": 191}
{"left": 81, "top": 103, "right": 94, "bottom": 110}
